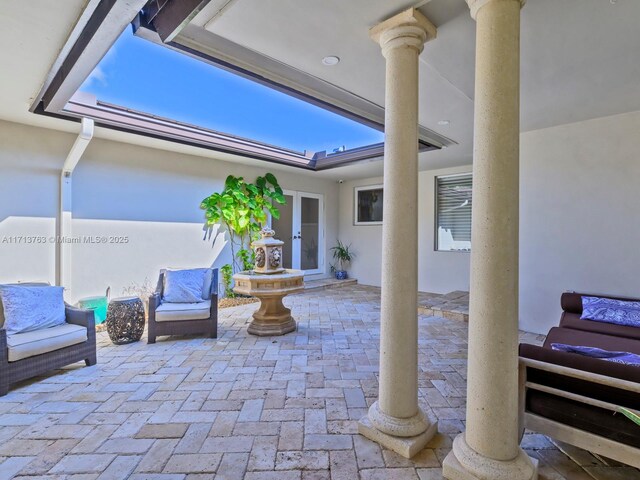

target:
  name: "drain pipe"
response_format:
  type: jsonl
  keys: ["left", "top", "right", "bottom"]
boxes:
{"left": 57, "top": 117, "right": 94, "bottom": 291}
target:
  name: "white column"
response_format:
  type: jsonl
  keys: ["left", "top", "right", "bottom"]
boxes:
{"left": 443, "top": 1, "right": 537, "bottom": 479}
{"left": 357, "top": 8, "right": 437, "bottom": 459}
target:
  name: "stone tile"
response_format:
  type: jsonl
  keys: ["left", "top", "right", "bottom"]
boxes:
{"left": 163, "top": 454, "right": 222, "bottom": 474}
{"left": 0, "top": 456, "right": 36, "bottom": 480}
{"left": 275, "top": 451, "right": 329, "bottom": 470}
{"left": 215, "top": 452, "right": 249, "bottom": 480}
{"left": 97, "top": 438, "right": 155, "bottom": 454}
{"left": 136, "top": 439, "right": 179, "bottom": 473}
{"left": 97, "top": 455, "right": 141, "bottom": 480}
{"left": 136, "top": 423, "right": 189, "bottom": 439}
{"left": 200, "top": 436, "right": 254, "bottom": 453}
{"left": 50, "top": 454, "right": 116, "bottom": 474}
{"left": 303, "top": 434, "right": 352, "bottom": 450}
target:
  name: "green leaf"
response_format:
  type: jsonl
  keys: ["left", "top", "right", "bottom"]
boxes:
{"left": 621, "top": 408, "right": 640, "bottom": 427}
{"left": 265, "top": 172, "right": 277, "bottom": 185}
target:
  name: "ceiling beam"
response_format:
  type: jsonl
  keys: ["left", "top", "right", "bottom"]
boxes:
{"left": 147, "top": 0, "right": 213, "bottom": 43}
{"left": 41, "top": 0, "right": 148, "bottom": 113}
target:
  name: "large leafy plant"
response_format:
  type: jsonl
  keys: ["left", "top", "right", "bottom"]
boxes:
{"left": 201, "top": 174, "right": 286, "bottom": 273}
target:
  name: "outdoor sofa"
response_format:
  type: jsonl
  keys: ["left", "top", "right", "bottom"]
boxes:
{"left": 147, "top": 268, "right": 218, "bottom": 344}
{"left": 0, "top": 282, "right": 96, "bottom": 396}
{"left": 519, "top": 291, "right": 640, "bottom": 468}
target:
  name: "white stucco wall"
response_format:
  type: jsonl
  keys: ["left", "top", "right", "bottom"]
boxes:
{"left": 519, "top": 110, "right": 640, "bottom": 334}
{"left": 0, "top": 120, "right": 338, "bottom": 303}
{"left": 337, "top": 165, "right": 472, "bottom": 294}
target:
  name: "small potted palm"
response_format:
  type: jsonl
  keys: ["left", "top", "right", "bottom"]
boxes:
{"left": 330, "top": 240, "right": 355, "bottom": 280}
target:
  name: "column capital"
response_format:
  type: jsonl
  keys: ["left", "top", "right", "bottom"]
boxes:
{"left": 467, "top": 0, "right": 526, "bottom": 20}
{"left": 370, "top": 8, "right": 436, "bottom": 56}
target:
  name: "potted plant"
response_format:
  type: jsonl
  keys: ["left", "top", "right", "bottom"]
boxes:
{"left": 330, "top": 240, "right": 355, "bottom": 280}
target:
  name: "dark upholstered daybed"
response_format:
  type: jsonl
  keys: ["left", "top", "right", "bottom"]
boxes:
{"left": 519, "top": 292, "right": 640, "bottom": 468}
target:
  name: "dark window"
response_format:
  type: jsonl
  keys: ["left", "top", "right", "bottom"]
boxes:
{"left": 355, "top": 185, "right": 383, "bottom": 225}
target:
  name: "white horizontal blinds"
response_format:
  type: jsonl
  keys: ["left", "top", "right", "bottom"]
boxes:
{"left": 436, "top": 174, "right": 472, "bottom": 250}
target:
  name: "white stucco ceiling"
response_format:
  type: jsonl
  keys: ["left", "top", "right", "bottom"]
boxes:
{"left": 1, "top": 0, "right": 639, "bottom": 181}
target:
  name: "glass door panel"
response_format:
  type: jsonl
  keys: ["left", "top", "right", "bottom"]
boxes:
{"left": 270, "top": 191, "right": 323, "bottom": 275}
{"left": 300, "top": 196, "right": 319, "bottom": 271}
{"left": 271, "top": 194, "right": 294, "bottom": 269}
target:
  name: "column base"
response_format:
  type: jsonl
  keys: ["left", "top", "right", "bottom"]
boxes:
{"left": 358, "top": 413, "right": 438, "bottom": 459}
{"left": 442, "top": 433, "right": 538, "bottom": 480}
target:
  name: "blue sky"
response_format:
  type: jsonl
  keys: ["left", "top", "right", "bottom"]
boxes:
{"left": 80, "top": 28, "right": 384, "bottom": 153}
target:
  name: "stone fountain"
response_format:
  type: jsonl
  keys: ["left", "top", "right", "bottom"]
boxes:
{"left": 233, "top": 228, "right": 304, "bottom": 336}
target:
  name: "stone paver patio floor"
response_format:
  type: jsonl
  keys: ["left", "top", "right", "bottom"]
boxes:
{"left": 0, "top": 285, "right": 638, "bottom": 480}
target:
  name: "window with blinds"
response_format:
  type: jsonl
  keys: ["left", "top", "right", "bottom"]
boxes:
{"left": 435, "top": 173, "right": 472, "bottom": 252}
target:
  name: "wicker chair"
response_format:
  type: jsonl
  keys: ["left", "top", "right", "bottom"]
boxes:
{"left": 0, "top": 283, "right": 96, "bottom": 397}
{"left": 147, "top": 269, "right": 218, "bottom": 344}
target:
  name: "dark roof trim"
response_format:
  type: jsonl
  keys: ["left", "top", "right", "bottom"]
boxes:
{"left": 39, "top": 0, "right": 148, "bottom": 112}
{"left": 142, "top": 0, "right": 212, "bottom": 43}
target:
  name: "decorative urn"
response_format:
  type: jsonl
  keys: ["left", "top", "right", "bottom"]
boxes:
{"left": 252, "top": 228, "right": 285, "bottom": 274}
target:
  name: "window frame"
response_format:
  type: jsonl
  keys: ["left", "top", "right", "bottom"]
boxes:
{"left": 354, "top": 184, "right": 384, "bottom": 226}
{"left": 434, "top": 172, "right": 473, "bottom": 253}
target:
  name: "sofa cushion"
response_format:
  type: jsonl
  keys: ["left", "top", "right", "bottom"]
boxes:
{"left": 0, "top": 282, "right": 50, "bottom": 329}
{"left": 543, "top": 327, "right": 640, "bottom": 355}
{"left": 163, "top": 269, "right": 208, "bottom": 303}
{"left": 155, "top": 300, "right": 211, "bottom": 322}
{"left": 7, "top": 323, "right": 87, "bottom": 362}
{"left": 560, "top": 312, "right": 640, "bottom": 341}
{"left": 0, "top": 285, "right": 66, "bottom": 335}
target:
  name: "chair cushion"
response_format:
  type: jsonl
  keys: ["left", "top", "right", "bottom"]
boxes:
{"left": 163, "top": 269, "right": 208, "bottom": 303}
{"left": 0, "top": 285, "right": 66, "bottom": 335}
{"left": 155, "top": 300, "right": 211, "bottom": 322}
{"left": 7, "top": 323, "right": 87, "bottom": 362}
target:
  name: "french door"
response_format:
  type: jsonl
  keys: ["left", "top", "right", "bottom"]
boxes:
{"left": 271, "top": 191, "right": 324, "bottom": 275}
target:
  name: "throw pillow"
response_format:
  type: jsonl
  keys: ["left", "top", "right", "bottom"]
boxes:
{"left": 0, "top": 285, "right": 66, "bottom": 335}
{"left": 581, "top": 296, "right": 640, "bottom": 328}
{"left": 163, "top": 269, "right": 207, "bottom": 303}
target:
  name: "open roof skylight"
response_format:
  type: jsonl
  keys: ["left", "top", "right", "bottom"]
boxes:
{"left": 79, "top": 29, "right": 384, "bottom": 155}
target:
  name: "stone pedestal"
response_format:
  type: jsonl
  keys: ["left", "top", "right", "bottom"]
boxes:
{"left": 357, "top": 8, "right": 438, "bottom": 459}
{"left": 233, "top": 269, "right": 304, "bottom": 337}
{"left": 443, "top": 1, "right": 537, "bottom": 478}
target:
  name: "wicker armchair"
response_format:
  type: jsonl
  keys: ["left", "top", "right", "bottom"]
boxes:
{"left": 0, "top": 301, "right": 96, "bottom": 397}
{"left": 147, "top": 269, "right": 218, "bottom": 344}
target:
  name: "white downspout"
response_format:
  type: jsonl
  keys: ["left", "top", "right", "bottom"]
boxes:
{"left": 57, "top": 118, "right": 94, "bottom": 291}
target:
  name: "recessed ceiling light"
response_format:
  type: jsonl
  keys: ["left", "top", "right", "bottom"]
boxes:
{"left": 437, "top": 120, "right": 450, "bottom": 126}
{"left": 322, "top": 56, "right": 340, "bottom": 66}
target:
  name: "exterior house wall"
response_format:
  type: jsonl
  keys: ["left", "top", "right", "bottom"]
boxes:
{"left": 0, "top": 120, "right": 338, "bottom": 303}
{"left": 337, "top": 165, "right": 472, "bottom": 294}
{"left": 519, "top": 110, "right": 640, "bottom": 334}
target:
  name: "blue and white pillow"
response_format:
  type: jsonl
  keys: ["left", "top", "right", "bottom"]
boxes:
{"left": 163, "top": 269, "right": 208, "bottom": 303}
{"left": 581, "top": 296, "right": 640, "bottom": 328}
{"left": 0, "top": 285, "right": 66, "bottom": 335}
